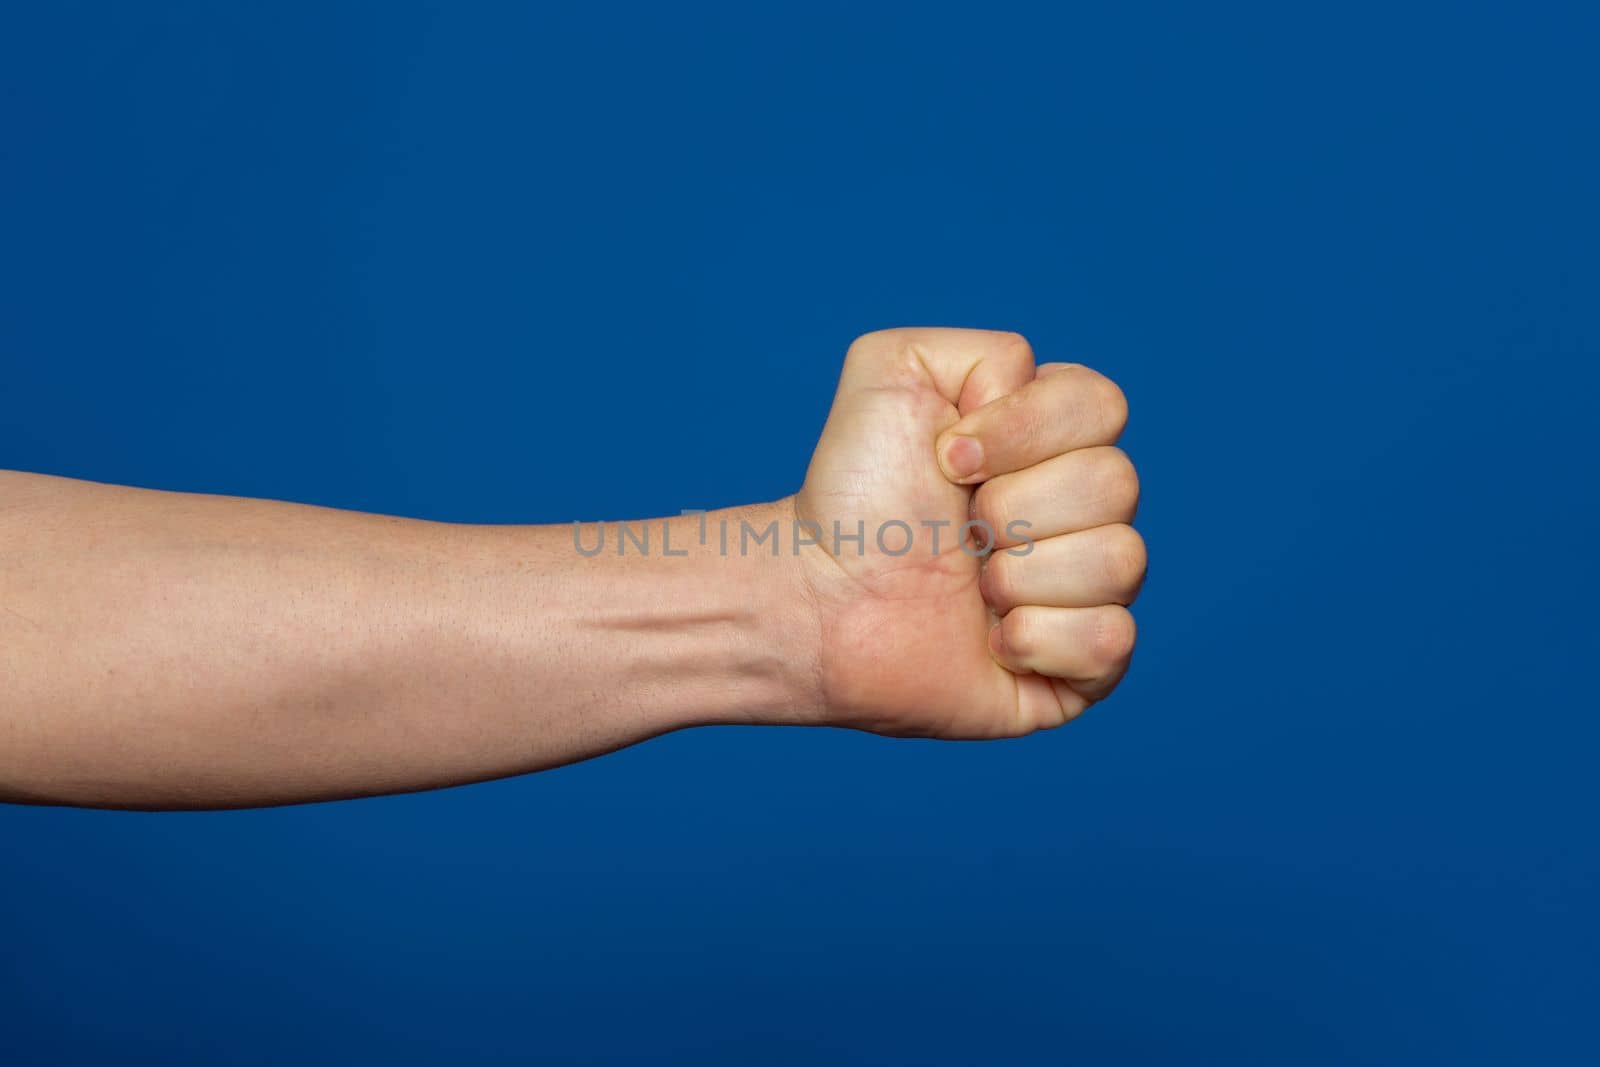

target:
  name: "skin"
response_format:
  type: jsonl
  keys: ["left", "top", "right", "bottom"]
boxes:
{"left": 0, "top": 328, "right": 1143, "bottom": 809}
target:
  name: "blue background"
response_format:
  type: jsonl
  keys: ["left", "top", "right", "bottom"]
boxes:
{"left": 3, "top": 2, "right": 1596, "bottom": 1063}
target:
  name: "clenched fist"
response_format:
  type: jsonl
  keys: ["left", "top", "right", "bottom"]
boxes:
{"left": 795, "top": 328, "right": 1143, "bottom": 739}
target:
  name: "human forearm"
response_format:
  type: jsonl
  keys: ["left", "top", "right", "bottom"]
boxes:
{"left": 0, "top": 472, "right": 819, "bottom": 808}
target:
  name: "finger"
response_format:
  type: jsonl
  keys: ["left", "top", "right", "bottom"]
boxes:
{"left": 972, "top": 445, "right": 1139, "bottom": 547}
{"left": 935, "top": 363, "right": 1127, "bottom": 484}
{"left": 840, "top": 328, "right": 1035, "bottom": 416}
{"left": 988, "top": 604, "right": 1136, "bottom": 701}
{"left": 1013, "top": 674, "right": 1093, "bottom": 732}
{"left": 980, "top": 524, "right": 1147, "bottom": 614}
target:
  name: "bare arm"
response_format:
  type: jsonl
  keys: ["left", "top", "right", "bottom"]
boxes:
{"left": 0, "top": 471, "right": 817, "bottom": 808}
{"left": 0, "top": 329, "right": 1144, "bottom": 810}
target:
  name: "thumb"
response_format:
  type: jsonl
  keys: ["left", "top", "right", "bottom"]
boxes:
{"left": 934, "top": 363, "right": 1128, "bottom": 485}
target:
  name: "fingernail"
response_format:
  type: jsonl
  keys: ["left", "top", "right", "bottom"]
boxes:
{"left": 987, "top": 622, "right": 1010, "bottom": 662}
{"left": 941, "top": 435, "right": 984, "bottom": 481}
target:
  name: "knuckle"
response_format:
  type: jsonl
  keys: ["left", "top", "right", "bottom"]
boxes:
{"left": 1093, "top": 374, "right": 1130, "bottom": 437}
{"left": 1056, "top": 365, "right": 1128, "bottom": 440}
{"left": 846, "top": 328, "right": 915, "bottom": 371}
{"left": 1093, "top": 606, "right": 1137, "bottom": 664}
{"left": 1099, "top": 524, "right": 1148, "bottom": 595}
{"left": 1091, "top": 447, "right": 1140, "bottom": 513}
{"left": 1003, "top": 608, "right": 1043, "bottom": 661}
{"left": 847, "top": 330, "right": 942, "bottom": 398}
{"left": 849, "top": 327, "right": 907, "bottom": 353}
{"left": 993, "top": 330, "right": 1034, "bottom": 361}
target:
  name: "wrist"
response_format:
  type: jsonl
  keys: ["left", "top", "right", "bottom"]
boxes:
{"left": 644, "top": 497, "right": 829, "bottom": 729}
{"left": 473, "top": 500, "right": 827, "bottom": 735}
{"left": 677, "top": 497, "right": 828, "bottom": 728}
